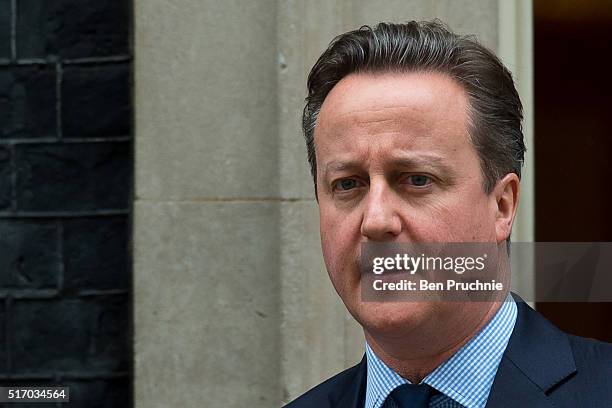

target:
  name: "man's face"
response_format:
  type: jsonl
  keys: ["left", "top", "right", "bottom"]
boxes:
{"left": 314, "top": 71, "right": 511, "bottom": 337}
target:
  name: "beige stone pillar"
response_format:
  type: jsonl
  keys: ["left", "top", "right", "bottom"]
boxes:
{"left": 134, "top": 1, "right": 533, "bottom": 406}
{"left": 134, "top": 1, "right": 280, "bottom": 406}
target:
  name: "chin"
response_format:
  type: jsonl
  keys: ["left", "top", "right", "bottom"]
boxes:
{"left": 352, "top": 300, "right": 437, "bottom": 337}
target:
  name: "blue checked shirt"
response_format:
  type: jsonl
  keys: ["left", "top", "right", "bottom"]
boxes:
{"left": 365, "top": 295, "right": 517, "bottom": 408}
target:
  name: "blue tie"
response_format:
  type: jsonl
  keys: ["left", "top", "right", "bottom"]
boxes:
{"left": 388, "top": 383, "right": 432, "bottom": 407}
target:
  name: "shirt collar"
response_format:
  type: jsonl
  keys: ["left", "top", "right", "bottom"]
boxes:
{"left": 365, "top": 294, "right": 517, "bottom": 408}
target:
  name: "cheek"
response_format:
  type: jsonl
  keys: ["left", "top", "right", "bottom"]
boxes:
{"left": 319, "top": 204, "right": 361, "bottom": 272}
{"left": 438, "top": 195, "right": 495, "bottom": 240}
{"left": 319, "top": 201, "right": 358, "bottom": 237}
{"left": 411, "top": 190, "right": 495, "bottom": 241}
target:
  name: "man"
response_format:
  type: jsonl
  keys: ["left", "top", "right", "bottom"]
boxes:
{"left": 285, "top": 21, "right": 612, "bottom": 408}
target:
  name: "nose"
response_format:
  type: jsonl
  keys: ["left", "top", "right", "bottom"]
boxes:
{"left": 360, "top": 183, "right": 402, "bottom": 241}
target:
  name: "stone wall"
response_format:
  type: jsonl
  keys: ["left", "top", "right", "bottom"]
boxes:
{"left": 0, "top": 1, "right": 132, "bottom": 406}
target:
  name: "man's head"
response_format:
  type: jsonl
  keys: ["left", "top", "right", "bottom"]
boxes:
{"left": 304, "top": 21, "right": 523, "bottom": 343}
{"left": 304, "top": 20, "right": 525, "bottom": 196}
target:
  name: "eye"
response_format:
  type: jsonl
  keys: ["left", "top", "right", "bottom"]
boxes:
{"left": 334, "top": 178, "right": 361, "bottom": 191}
{"left": 405, "top": 174, "right": 432, "bottom": 187}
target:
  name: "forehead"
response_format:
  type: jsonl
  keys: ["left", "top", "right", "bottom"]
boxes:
{"left": 315, "top": 71, "right": 470, "bottom": 153}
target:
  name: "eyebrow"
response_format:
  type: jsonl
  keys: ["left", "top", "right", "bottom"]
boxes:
{"left": 387, "top": 153, "right": 447, "bottom": 168}
{"left": 323, "top": 153, "right": 451, "bottom": 176}
{"left": 324, "top": 160, "right": 362, "bottom": 174}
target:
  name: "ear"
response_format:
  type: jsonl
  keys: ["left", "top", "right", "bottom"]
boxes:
{"left": 493, "top": 173, "right": 520, "bottom": 243}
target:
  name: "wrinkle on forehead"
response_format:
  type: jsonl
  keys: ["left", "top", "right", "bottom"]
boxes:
{"left": 329, "top": 106, "right": 434, "bottom": 140}
{"left": 316, "top": 72, "right": 469, "bottom": 144}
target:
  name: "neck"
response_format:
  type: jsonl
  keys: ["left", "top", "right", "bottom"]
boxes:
{"left": 364, "top": 300, "right": 503, "bottom": 383}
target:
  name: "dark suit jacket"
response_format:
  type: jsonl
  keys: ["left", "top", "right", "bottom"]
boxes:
{"left": 284, "top": 295, "right": 612, "bottom": 407}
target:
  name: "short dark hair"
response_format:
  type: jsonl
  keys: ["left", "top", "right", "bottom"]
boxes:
{"left": 303, "top": 20, "right": 525, "bottom": 196}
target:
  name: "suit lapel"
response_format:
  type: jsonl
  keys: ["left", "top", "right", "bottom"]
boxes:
{"left": 486, "top": 294, "right": 577, "bottom": 407}
{"left": 331, "top": 356, "right": 367, "bottom": 408}
{"left": 485, "top": 355, "right": 556, "bottom": 407}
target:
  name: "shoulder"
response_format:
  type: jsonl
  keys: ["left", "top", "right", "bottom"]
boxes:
{"left": 500, "top": 296, "right": 612, "bottom": 402}
{"left": 283, "top": 360, "right": 365, "bottom": 408}
{"left": 515, "top": 297, "right": 612, "bottom": 380}
{"left": 567, "top": 333, "right": 612, "bottom": 375}
{"left": 549, "top": 333, "right": 612, "bottom": 405}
